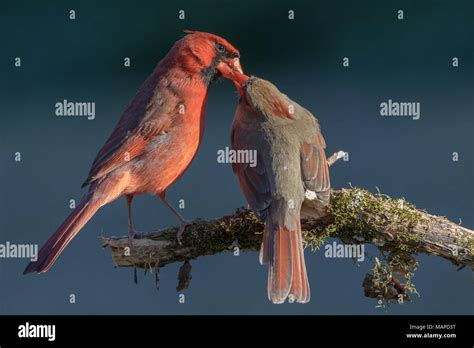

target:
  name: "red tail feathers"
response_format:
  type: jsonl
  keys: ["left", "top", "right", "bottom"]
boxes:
{"left": 289, "top": 219, "right": 310, "bottom": 303}
{"left": 260, "top": 218, "right": 310, "bottom": 304}
{"left": 23, "top": 196, "right": 99, "bottom": 274}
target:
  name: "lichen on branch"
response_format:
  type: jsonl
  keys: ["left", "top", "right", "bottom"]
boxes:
{"left": 102, "top": 152, "right": 472, "bottom": 305}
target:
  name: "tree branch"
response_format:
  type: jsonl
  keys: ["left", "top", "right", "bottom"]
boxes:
{"left": 101, "top": 151, "right": 473, "bottom": 302}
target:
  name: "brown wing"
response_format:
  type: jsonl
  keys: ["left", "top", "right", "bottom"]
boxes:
{"left": 301, "top": 130, "right": 330, "bottom": 196}
{"left": 231, "top": 124, "right": 272, "bottom": 220}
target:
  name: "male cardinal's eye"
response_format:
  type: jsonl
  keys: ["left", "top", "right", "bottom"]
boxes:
{"left": 215, "top": 43, "right": 226, "bottom": 53}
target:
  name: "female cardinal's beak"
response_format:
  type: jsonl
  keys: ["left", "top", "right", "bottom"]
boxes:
{"left": 217, "top": 58, "right": 249, "bottom": 96}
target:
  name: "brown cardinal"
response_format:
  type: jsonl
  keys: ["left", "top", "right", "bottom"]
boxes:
{"left": 223, "top": 70, "right": 331, "bottom": 303}
{"left": 24, "top": 31, "right": 243, "bottom": 274}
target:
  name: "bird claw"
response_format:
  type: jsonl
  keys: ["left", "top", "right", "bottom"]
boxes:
{"left": 176, "top": 219, "right": 192, "bottom": 246}
{"left": 176, "top": 226, "right": 186, "bottom": 246}
{"left": 127, "top": 228, "right": 142, "bottom": 246}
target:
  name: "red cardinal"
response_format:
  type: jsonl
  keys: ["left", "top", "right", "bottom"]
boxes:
{"left": 222, "top": 70, "right": 331, "bottom": 303}
{"left": 24, "top": 31, "right": 242, "bottom": 274}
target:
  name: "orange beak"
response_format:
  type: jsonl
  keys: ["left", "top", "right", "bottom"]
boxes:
{"left": 217, "top": 57, "right": 243, "bottom": 77}
{"left": 217, "top": 58, "right": 249, "bottom": 96}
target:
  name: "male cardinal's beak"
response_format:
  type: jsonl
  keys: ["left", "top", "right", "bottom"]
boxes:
{"left": 217, "top": 57, "right": 243, "bottom": 77}
{"left": 217, "top": 58, "right": 249, "bottom": 96}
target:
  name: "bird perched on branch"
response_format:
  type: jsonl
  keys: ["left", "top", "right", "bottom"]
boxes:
{"left": 222, "top": 69, "right": 331, "bottom": 303}
{"left": 24, "top": 31, "right": 243, "bottom": 274}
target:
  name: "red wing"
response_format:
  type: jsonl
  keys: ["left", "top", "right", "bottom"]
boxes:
{"left": 82, "top": 117, "right": 172, "bottom": 187}
{"left": 301, "top": 131, "right": 330, "bottom": 194}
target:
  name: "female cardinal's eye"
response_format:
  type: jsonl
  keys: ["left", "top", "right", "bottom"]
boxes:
{"left": 215, "top": 43, "right": 226, "bottom": 53}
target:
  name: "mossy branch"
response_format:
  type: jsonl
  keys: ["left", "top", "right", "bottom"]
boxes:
{"left": 101, "top": 151, "right": 473, "bottom": 303}
{"left": 102, "top": 188, "right": 472, "bottom": 266}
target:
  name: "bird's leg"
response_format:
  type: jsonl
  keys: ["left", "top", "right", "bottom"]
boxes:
{"left": 126, "top": 194, "right": 137, "bottom": 242}
{"left": 158, "top": 193, "right": 189, "bottom": 245}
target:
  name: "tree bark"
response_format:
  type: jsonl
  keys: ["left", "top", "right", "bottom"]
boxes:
{"left": 102, "top": 189, "right": 472, "bottom": 268}
{"left": 101, "top": 151, "right": 473, "bottom": 300}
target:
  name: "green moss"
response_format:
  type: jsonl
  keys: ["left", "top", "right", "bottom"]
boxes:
{"left": 177, "top": 208, "right": 264, "bottom": 257}
{"left": 369, "top": 255, "right": 419, "bottom": 307}
{"left": 310, "top": 187, "right": 423, "bottom": 254}
{"left": 159, "top": 187, "right": 426, "bottom": 303}
{"left": 303, "top": 225, "right": 332, "bottom": 251}
{"left": 303, "top": 187, "right": 423, "bottom": 304}
{"left": 371, "top": 257, "right": 393, "bottom": 297}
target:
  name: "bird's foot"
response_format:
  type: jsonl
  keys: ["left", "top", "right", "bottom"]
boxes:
{"left": 127, "top": 228, "right": 142, "bottom": 246}
{"left": 176, "top": 219, "right": 193, "bottom": 246}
